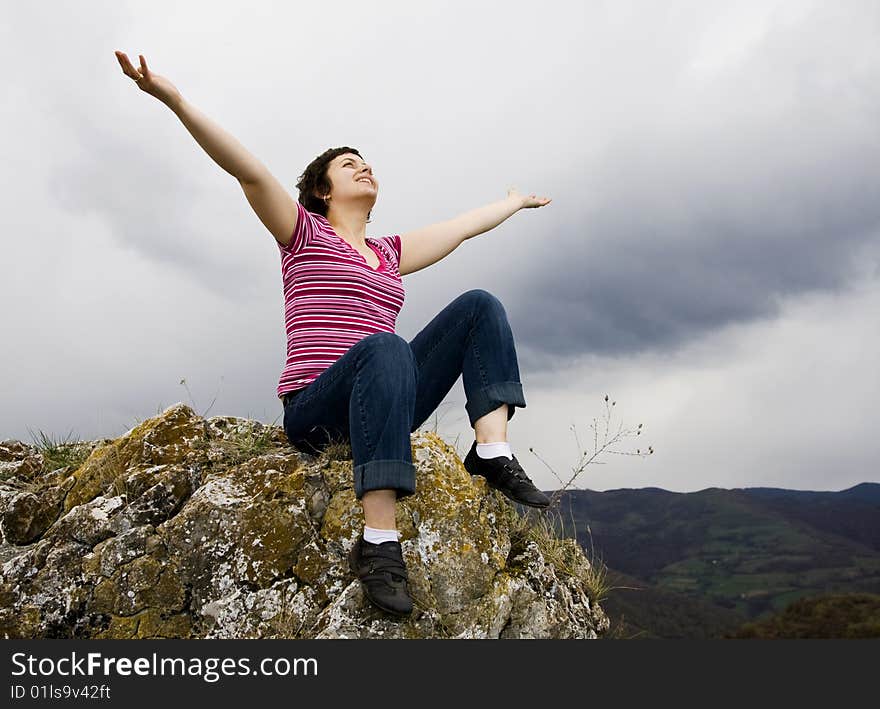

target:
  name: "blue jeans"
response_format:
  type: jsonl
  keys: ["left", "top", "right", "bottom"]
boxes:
{"left": 282, "top": 289, "right": 526, "bottom": 500}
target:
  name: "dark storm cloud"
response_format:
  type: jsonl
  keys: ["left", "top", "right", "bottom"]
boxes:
{"left": 514, "top": 176, "right": 880, "bottom": 364}
{"left": 507, "top": 16, "right": 880, "bottom": 370}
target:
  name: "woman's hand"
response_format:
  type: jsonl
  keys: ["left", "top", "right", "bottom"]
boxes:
{"left": 114, "top": 51, "right": 183, "bottom": 109}
{"left": 507, "top": 186, "right": 552, "bottom": 209}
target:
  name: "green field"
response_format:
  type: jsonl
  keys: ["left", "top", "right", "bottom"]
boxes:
{"left": 554, "top": 484, "right": 880, "bottom": 636}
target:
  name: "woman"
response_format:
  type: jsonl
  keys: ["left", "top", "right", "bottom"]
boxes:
{"left": 115, "top": 51, "right": 553, "bottom": 618}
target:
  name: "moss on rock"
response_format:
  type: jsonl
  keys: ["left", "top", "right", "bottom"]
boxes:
{"left": 0, "top": 405, "right": 608, "bottom": 638}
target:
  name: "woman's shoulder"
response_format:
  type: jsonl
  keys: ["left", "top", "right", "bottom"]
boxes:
{"left": 277, "top": 205, "right": 334, "bottom": 254}
{"left": 368, "top": 234, "right": 402, "bottom": 267}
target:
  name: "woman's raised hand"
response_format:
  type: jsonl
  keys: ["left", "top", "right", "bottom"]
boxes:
{"left": 114, "top": 51, "right": 182, "bottom": 108}
{"left": 507, "top": 186, "right": 552, "bottom": 209}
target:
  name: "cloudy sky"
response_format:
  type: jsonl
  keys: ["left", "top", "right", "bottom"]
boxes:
{"left": 3, "top": 1, "right": 878, "bottom": 494}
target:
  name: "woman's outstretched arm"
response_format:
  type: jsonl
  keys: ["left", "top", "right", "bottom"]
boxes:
{"left": 114, "top": 51, "right": 267, "bottom": 184}
{"left": 397, "top": 188, "right": 552, "bottom": 276}
{"left": 114, "top": 51, "right": 299, "bottom": 246}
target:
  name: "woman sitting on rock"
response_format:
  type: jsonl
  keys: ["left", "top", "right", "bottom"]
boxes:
{"left": 115, "top": 51, "right": 553, "bottom": 618}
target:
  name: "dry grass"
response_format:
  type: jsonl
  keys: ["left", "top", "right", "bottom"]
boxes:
{"left": 319, "top": 437, "right": 353, "bottom": 462}
{"left": 502, "top": 502, "right": 614, "bottom": 605}
{"left": 26, "top": 427, "right": 94, "bottom": 474}
{"left": 212, "top": 418, "right": 284, "bottom": 465}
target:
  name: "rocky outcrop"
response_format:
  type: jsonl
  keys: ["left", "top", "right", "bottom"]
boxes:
{"left": 0, "top": 404, "right": 609, "bottom": 639}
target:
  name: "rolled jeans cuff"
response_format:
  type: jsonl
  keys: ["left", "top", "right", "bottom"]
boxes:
{"left": 354, "top": 459, "right": 417, "bottom": 500}
{"left": 465, "top": 381, "right": 526, "bottom": 428}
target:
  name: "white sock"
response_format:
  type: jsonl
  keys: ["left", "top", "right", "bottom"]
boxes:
{"left": 363, "top": 525, "right": 400, "bottom": 544}
{"left": 476, "top": 441, "right": 513, "bottom": 460}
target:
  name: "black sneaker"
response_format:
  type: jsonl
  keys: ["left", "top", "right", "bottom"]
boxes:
{"left": 463, "top": 441, "right": 551, "bottom": 508}
{"left": 348, "top": 537, "right": 413, "bottom": 616}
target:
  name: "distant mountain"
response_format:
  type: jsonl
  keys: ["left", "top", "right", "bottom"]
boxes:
{"left": 551, "top": 483, "right": 880, "bottom": 638}
{"left": 837, "top": 482, "right": 880, "bottom": 504}
{"left": 739, "top": 484, "right": 880, "bottom": 552}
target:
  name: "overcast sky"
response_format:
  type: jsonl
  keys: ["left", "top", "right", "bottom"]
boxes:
{"left": 3, "top": 1, "right": 878, "bottom": 493}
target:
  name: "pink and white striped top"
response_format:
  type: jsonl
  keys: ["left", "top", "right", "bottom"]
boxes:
{"left": 275, "top": 200, "right": 406, "bottom": 399}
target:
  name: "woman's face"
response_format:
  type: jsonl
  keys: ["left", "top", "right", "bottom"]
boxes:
{"left": 325, "top": 153, "right": 378, "bottom": 204}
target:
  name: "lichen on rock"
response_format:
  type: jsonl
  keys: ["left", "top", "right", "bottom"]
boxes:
{"left": 0, "top": 403, "right": 609, "bottom": 638}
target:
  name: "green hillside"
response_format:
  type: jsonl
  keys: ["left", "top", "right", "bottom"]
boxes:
{"left": 599, "top": 566, "right": 747, "bottom": 639}
{"left": 726, "top": 593, "right": 880, "bottom": 638}
{"left": 550, "top": 484, "right": 880, "bottom": 637}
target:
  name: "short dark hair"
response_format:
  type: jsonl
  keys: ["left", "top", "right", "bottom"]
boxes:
{"left": 296, "top": 146, "right": 372, "bottom": 223}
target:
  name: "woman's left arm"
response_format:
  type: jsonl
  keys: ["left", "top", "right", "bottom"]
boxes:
{"left": 398, "top": 188, "right": 552, "bottom": 276}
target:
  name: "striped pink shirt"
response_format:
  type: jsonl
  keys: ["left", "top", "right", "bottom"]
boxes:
{"left": 276, "top": 201, "right": 406, "bottom": 399}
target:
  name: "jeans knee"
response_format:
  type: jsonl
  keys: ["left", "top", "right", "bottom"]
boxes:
{"left": 360, "top": 331, "right": 412, "bottom": 357}
{"left": 357, "top": 332, "right": 417, "bottom": 379}
{"left": 459, "top": 288, "right": 505, "bottom": 317}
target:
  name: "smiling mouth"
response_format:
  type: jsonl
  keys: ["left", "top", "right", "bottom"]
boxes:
{"left": 357, "top": 178, "right": 373, "bottom": 186}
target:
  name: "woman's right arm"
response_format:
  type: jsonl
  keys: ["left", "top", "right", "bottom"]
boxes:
{"left": 174, "top": 98, "right": 299, "bottom": 247}
{"left": 170, "top": 97, "right": 266, "bottom": 184}
{"left": 115, "top": 51, "right": 297, "bottom": 247}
